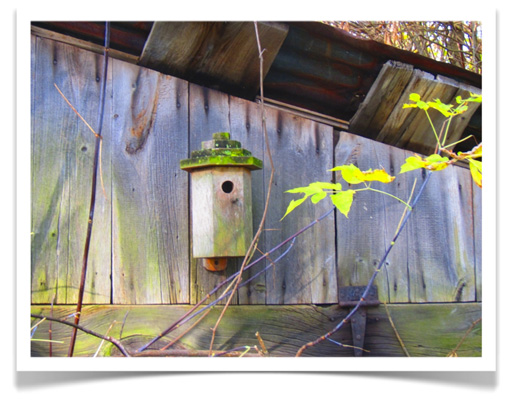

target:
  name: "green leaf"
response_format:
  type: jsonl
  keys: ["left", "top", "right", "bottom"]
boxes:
{"left": 400, "top": 154, "right": 451, "bottom": 173}
{"left": 416, "top": 100, "right": 430, "bottom": 110}
{"left": 466, "top": 93, "right": 482, "bottom": 103}
{"left": 409, "top": 93, "right": 421, "bottom": 102}
{"left": 400, "top": 155, "right": 425, "bottom": 173}
{"left": 282, "top": 181, "right": 342, "bottom": 220}
{"left": 457, "top": 143, "right": 482, "bottom": 160}
{"left": 402, "top": 103, "right": 418, "bottom": 110}
{"left": 308, "top": 181, "right": 342, "bottom": 191}
{"left": 330, "top": 164, "right": 364, "bottom": 184}
{"left": 468, "top": 159, "right": 482, "bottom": 188}
{"left": 285, "top": 186, "right": 320, "bottom": 195}
{"left": 330, "top": 190, "right": 355, "bottom": 218}
{"left": 428, "top": 99, "right": 454, "bottom": 117}
{"left": 403, "top": 93, "right": 430, "bottom": 111}
{"left": 286, "top": 181, "right": 341, "bottom": 195}
{"left": 281, "top": 196, "right": 309, "bottom": 220}
{"left": 330, "top": 164, "right": 394, "bottom": 184}
{"left": 356, "top": 168, "right": 395, "bottom": 183}
{"left": 424, "top": 154, "right": 451, "bottom": 170}
{"left": 311, "top": 191, "right": 327, "bottom": 204}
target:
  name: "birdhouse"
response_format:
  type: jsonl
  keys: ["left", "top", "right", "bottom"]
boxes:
{"left": 180, "top": 132, "right": 263, "bottom": 271}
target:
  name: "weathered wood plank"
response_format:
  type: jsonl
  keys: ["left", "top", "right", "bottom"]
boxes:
{"left": 334, "top": 131, "right": 412, "bottom": 303}
{"left": 263, "top": 111, "right": 337, "bottom": 304}
{"left": 474, "top": 180, "right": 482, "bottom": 302}
{"left": 349, "top": 60, "right": 414, "bottom": 140}
{"left": 435, "top": 75, "right": 482, "bottom": 147}
{"left": 377, "top": 70, "right": 480, "bottom": 155}
{"left": 389, "top": 71, "right": 460, "bottom": 153}
{"left": 334, "top": 131, "right": 479, "bottom": 303}
{"left": 31, "top": 303, "right": 482, "bottom": 357}
{"left": 376, "top": 69, "right": 436, "bottom": 146}
{"left": 31, "top": 37, "right": 112, "bottom": 304}
{"left": 406, "top": 163, "right": 477, "bottom": 302}
{"left": 140, "top": 22, "right": 288, "bottom": 99}
{"left": 110, "top": 59, "right": 190, "bottom": 304}
{"left": 229, "top": 96, "right": 267, "bottom": 305}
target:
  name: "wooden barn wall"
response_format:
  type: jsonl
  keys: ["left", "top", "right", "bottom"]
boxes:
{"left": 31, "top": 36, "right": 482, "bottom": 307}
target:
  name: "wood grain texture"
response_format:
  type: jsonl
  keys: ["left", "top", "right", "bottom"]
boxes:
{"left": 352, "top": 63, "right": 481, "bottom": 156}
{"left": 110, "top": 60, "right": 190, "bottom": 304}
{"left": 229, "top": 97, "right": 266, "bottom": 305}
{"left": 406, "top": 164, "right": 477, "bottom": 302}
{"left": 140, "top": 22, "right": 288, "bottom": 99}
{"left": 31, "top": 303, "right": 482, "bottom": 357}
{"left": 31, "top": 36, "right": 482, "bottom": 309}
{"left": 263, "top": 110, "right": 337, "bottom": 304}
{"left": 473, "top": 180, "right": 483, "bottom": 302}
{"left": 31, "top": 37, "right": 112, "bottom": 304}
{"left": 335, "top": 131, "right": 412, "bottom": 303}
{"left": 334, "top": 131, "right": 480, "bottom": 303}
{"left": 349, "top": 60, "right": 414, "bottom": 139}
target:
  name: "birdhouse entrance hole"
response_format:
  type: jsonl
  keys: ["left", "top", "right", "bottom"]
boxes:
{"left": 222, "top": 180, "right": 234, "bottom": 193}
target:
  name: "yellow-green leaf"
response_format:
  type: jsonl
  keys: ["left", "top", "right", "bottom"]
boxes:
{"left": 330, "top": 190, "right": 355, "bottom": 218}
{"left": 281, "top": 196, "right": 309, "bottom": 220}
{"left": 457, "top": 143, "right": 482, "bottom": 160}
{"left": 286, "top": 181, "right": 341, "bottom": 195}
{"left": 311, "top": 191, "right": 327, "bottom": 204}
{"left": 330, "top": 164, "right": 364, "bottom": 184}
{"left": 428, "top": 99, "right": 454, "bottom": 117}
{"left": 330, "top": 164, "right": 395, "bottom": 184}
{"left": 424, "top": 154, "right": 451, "bottom": 170}
{"left": 469, "top": 159, "right": 482, "bottom": 188}
{"left": 400, "top": 155, "right": 425, "bottom": 173}
{"left": 357, "top": 168, "right": 395, "bottom": 183}
{"left": 409, "top": 93, "right": 421, "bottom": 102}
{"left": 400, "top": 154, "right": 451, "bottom": 173}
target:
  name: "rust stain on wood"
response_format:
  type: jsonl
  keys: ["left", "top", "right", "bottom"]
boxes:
{"left": 126, "top": 71, "right": 160, "bottom": 154}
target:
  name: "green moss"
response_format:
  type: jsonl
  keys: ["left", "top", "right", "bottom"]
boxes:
{"left": 181, "top": 132, "right": 262, "bottom": 172}
{"left": 180, "top": 155, "right": 262, "bottom": 171}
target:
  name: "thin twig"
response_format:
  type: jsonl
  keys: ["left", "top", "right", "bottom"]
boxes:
{"left": 327, "top": 338, "right": 370, "bottom": 353}
{"left": 208, "top": 21, "right": 276, "bottom": 354}
{"left": 394, "top": 178, "right": 417, "bottom": 236}
{"left": 160, "top": 306, "right": 213, "bottom": 351}
{"left": 255, "top": 331, "right": 268, "bottom": 355}
{"left": 119, "top": 310, "right": 130, "bottom": 340}
{"left": 32, "top": 314, "right": 131, "bottom": 357}
{"left": 31, "top": 317, "right": 47, "bottom": 331}
{"left": 383, "top": 302, "right": 410, "bottom": 357}
{"left": 53, "top": 84, "right": 97, "bottom": 136}
{"left": 94, "top": 320, "right": 117, "bottom": 357}
{"left": 131, "top": 349, "right": 262, "bottom": 357}
{"left": 68, "top": 21, "right": 110, "bottom": 357}
{"left": 447, "top": 317, "right": 482, "bottom": 357}
{"left": 54, "top": 84, "right": 107, "bottom": 200}
{"left": 49, "top": 293, "right": 55, "bottom": 357}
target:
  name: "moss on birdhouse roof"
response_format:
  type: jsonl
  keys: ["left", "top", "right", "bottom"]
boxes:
{"left": 180, "top": 132, "right": 263, "bottom": 171}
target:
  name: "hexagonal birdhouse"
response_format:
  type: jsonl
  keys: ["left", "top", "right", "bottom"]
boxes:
{"left": 180, "top": 132, "right": 263, "bottom": 271}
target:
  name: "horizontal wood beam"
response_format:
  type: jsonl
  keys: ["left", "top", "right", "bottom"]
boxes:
{"left": 31, "top": 25, "right": 140, "bottom": 65}
{"left": 31, "top": 303, "right": 481, "bottom": 357}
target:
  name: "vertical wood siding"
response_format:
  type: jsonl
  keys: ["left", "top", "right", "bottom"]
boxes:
{"left": 31, "top": 36, "right": 482, "bottom": 306}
